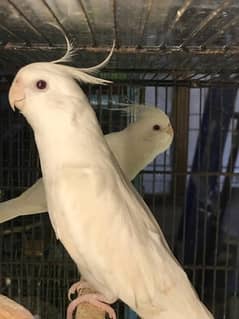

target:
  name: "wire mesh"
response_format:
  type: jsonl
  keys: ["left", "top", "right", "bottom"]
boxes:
{"left": 1, "top": 0, "right": 239, "bottom": 79}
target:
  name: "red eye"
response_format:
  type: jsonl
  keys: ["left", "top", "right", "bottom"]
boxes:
{"left": 153, "top": 124, "right": 161, "bottom": 131}
{"left": 36, "top": 80, "right": 47, "bottom": 90}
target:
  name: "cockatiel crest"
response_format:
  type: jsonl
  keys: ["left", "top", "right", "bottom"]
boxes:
{"left": 9, "top": 42, "right": 114, "bottom": 113}
{"left": 49, "top": 23, "right": 115, "bottom": 73}
{"left": 9, "top": 29, "right": 115, "bottom": 112}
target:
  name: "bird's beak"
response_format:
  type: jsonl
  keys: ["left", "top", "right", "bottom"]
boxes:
{"left": 8, "top": 80, "right": 25, "bottom": 111}
{"left": 165, "top": 123, "right": 174, "bottom": 137}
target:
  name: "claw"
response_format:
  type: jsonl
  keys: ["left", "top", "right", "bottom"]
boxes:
{"left": 68, "top": 280, "right": 90, "bottom": 301}
{"left": 66, "top": 293, "right": 116, "bottom": 319}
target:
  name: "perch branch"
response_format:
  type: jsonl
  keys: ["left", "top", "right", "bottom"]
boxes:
{"left": 0, "top": 294, "right": 34, "bottom": 319}
{"left": 74, "top": 287, "right": 106, "bottom": 319}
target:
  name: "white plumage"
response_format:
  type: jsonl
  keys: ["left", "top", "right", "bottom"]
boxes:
{"left": 106, "top": 105, "right": 173, "bottom": 181}
{"left": 8, "top": 61, "right": 213, "bottom": 319}
{"left": 0, "top": 105, "right": 172, "bottom": 223}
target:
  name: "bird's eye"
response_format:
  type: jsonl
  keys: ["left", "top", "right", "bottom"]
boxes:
{"left": 153, "top": 124, "right": 161, "bottom": 131}
{"left": 36, "top": 80, "right": 47, "bottom": 90}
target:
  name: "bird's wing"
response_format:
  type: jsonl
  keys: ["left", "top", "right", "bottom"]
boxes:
{"left": 105, "top": 130, "right": 134, "bottom": 179}
{"left": 0, "top": 178, "right": 47, "bottom": 223}
{"left": 53, "top": 162, "right": 185, "bottom": 309}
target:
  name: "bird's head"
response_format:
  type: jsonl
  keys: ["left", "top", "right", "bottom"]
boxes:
{"left": 8, "top": 42, "right": 114, "bottom": 127}
{"left": 9, "top": 63, "right": 73, "bottom": 113}
{"left": 128, "top": 105, "right": 174, "bottom": 154}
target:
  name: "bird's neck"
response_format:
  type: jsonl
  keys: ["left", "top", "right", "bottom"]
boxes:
{"left": 34, "top": 108, "right": 109, "bottom": 180}
{"left": 125, "top": 125, "right": 158, "bottom": 160}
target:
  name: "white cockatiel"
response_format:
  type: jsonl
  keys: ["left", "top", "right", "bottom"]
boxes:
{"left": 8, "top": 60, "right": 213, "bottom": 319}
{"left": 0, "top": 105, "right": 173, "bottom": 223}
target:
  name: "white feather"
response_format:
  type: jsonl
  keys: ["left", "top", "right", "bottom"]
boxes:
{"left": 48, "top": 23, "right": 114, "bottom": 74}
{"left": 79, "top": 41, "right": 115, "bottom": 74}
{"left": 53, "top": 36, "right": 76, "bottom": 64}
{"left": 48, "top": 23, "right": 77, "bottom": 64}
{"left": 62, "top": 64, "right": 112, "bottom": 85}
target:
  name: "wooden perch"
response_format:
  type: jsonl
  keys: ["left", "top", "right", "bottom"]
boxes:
{"left": 75, "top": 287, "right": 105, "bottom": 319}
{"left": 0, "top": 294, "right": 34, "bottom": 319}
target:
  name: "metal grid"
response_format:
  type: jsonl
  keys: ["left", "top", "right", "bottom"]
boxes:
{"left": 1, "top": 0, "right": 239, "bottom": 83}
{"left": 0, "top": 82, "right": 239, "bottom": 318}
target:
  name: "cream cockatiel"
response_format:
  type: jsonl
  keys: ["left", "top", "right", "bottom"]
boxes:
{"left": 8, "top": 59, "right": 213, "bottom": 319}
{"left": 0, "top": 105, "right": 173, "bottom": 223}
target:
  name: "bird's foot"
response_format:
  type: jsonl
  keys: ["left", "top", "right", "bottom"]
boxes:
{"left": 66, "top": 293, "right": 116, "bottom": 319}
{"left": 68, "top": 279, "right": 90, "bottom": 300}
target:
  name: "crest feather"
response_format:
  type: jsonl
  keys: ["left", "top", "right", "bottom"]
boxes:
{"left": 53, "top": 34, "right": 76, "bottom": 64}
{"left": 62, "top": 65, "right": 112, "bottom": 85}
{"left": 48, "top": 24, "right": 114, "bottom": 85}
{"left": 48, "top": 23, "right": 77, "bottom": 64}
{"left": 79, "top": 41, "right": 115, "bottom": 74}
